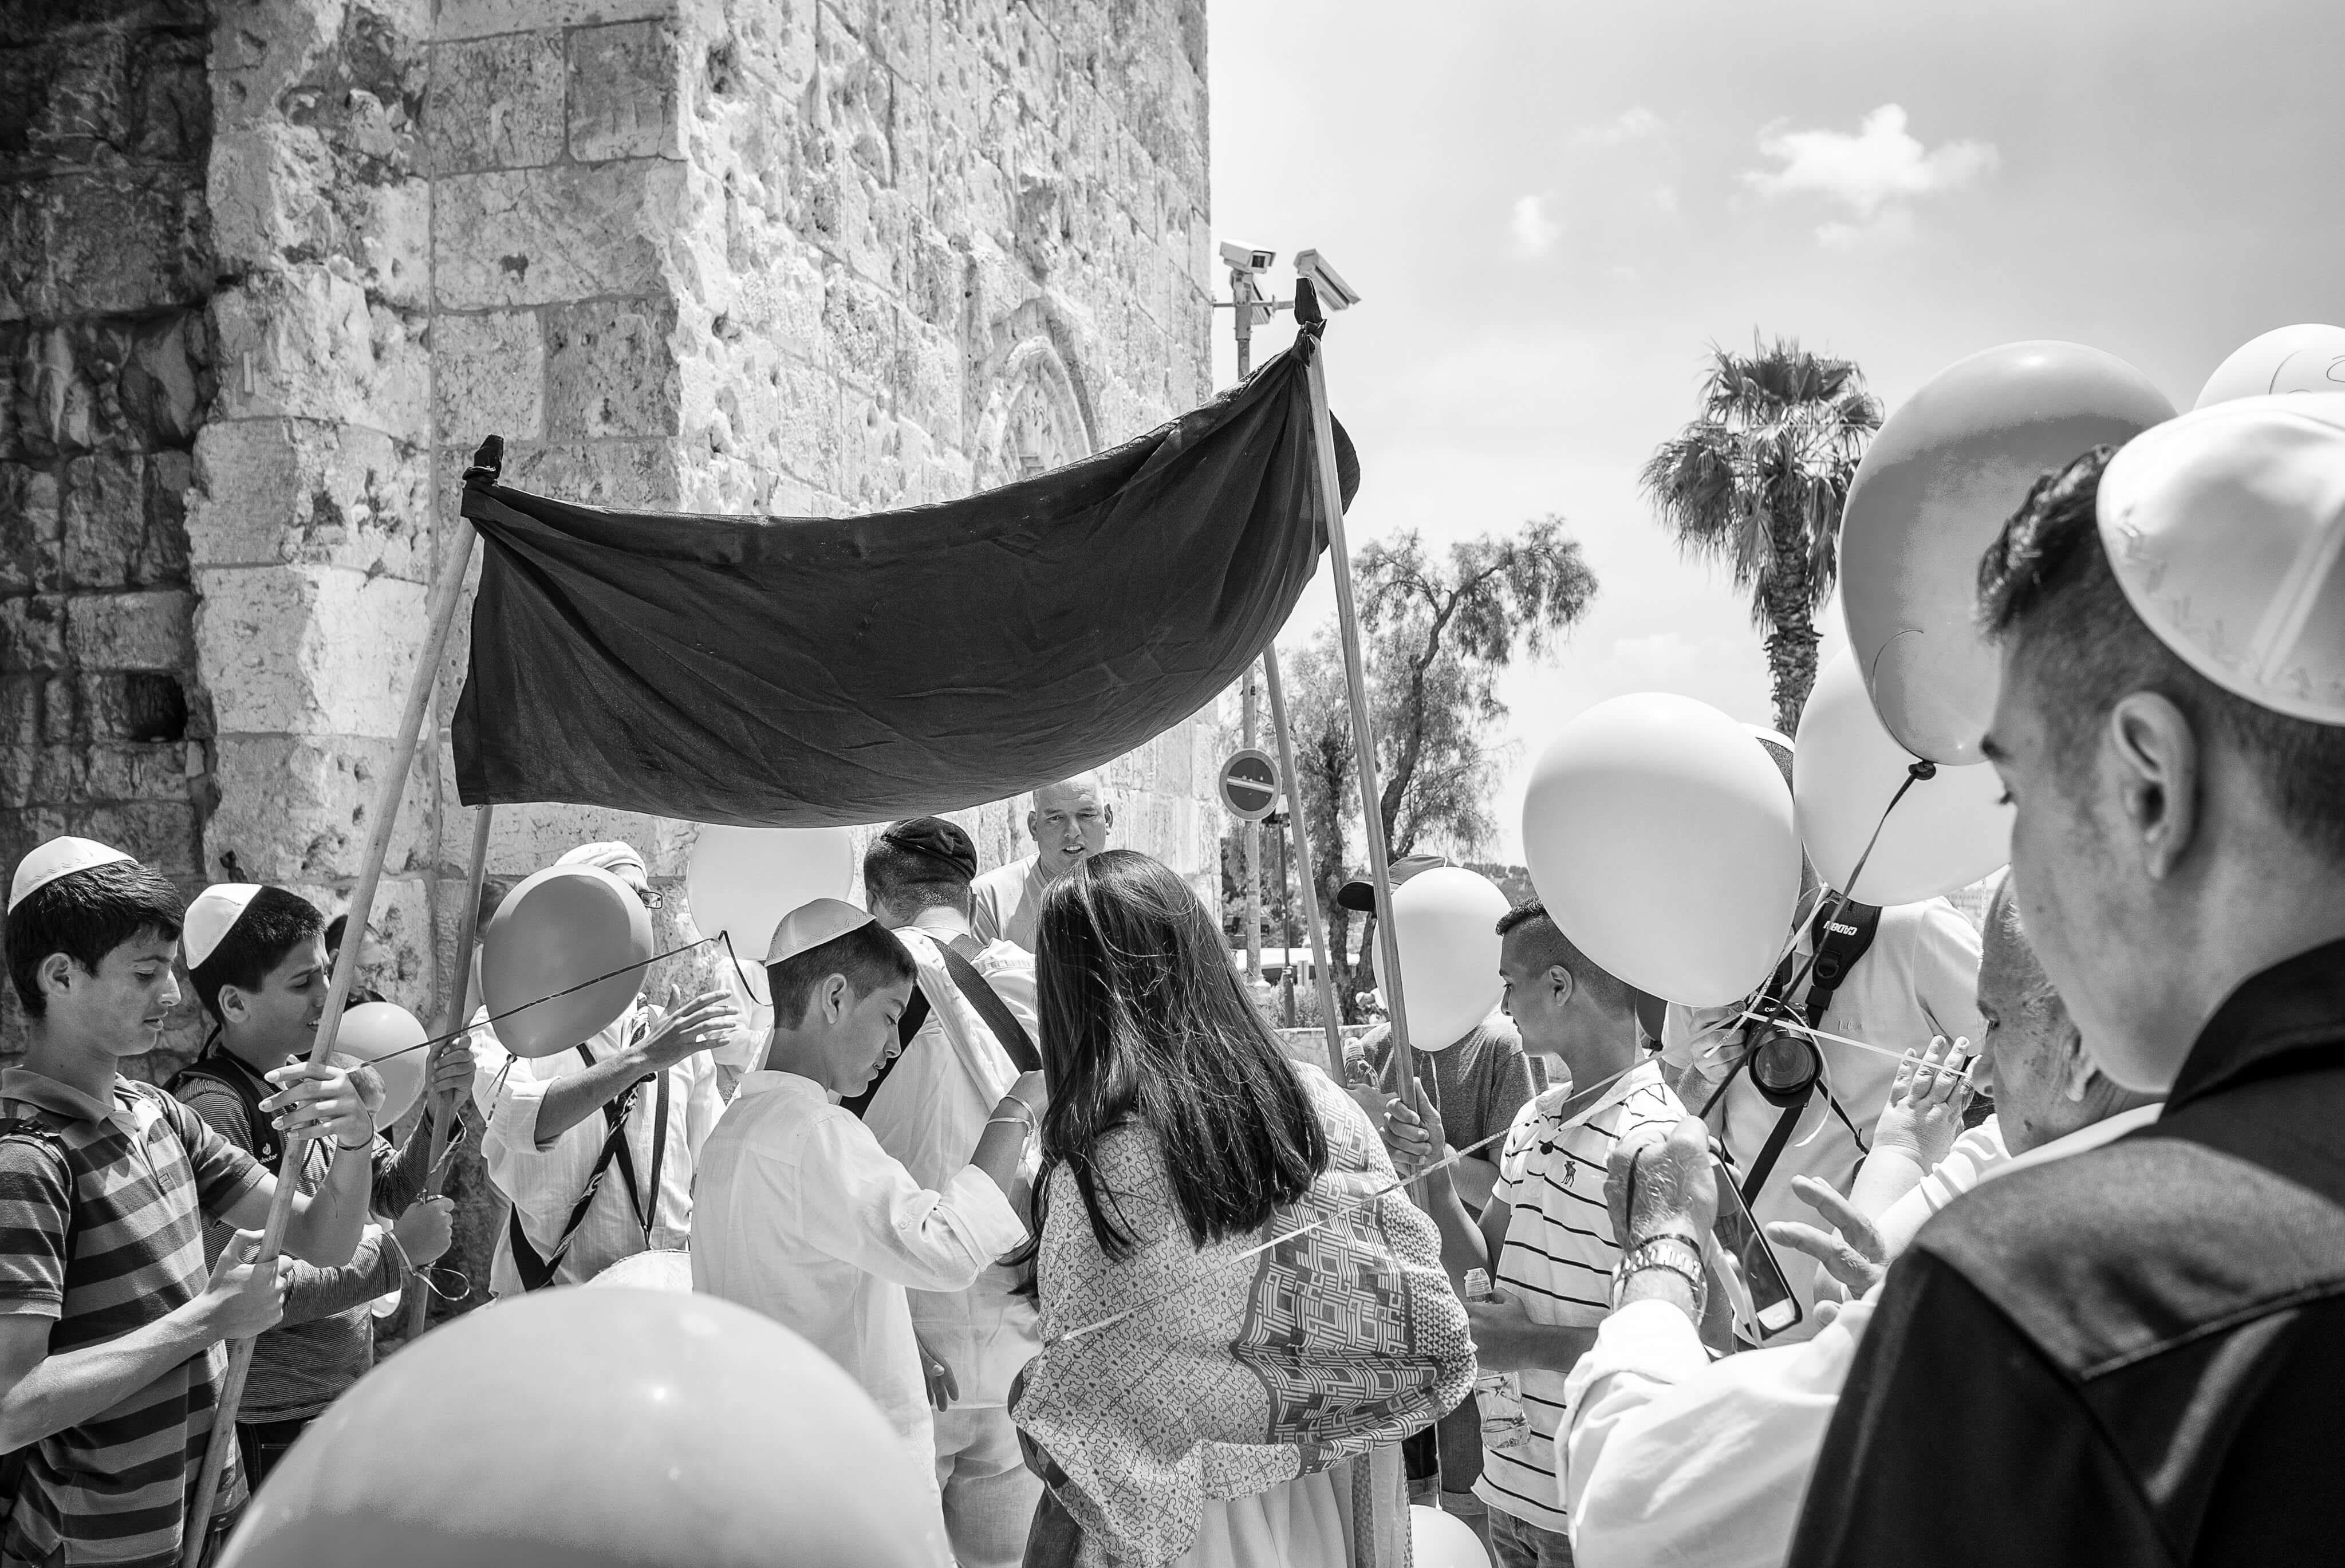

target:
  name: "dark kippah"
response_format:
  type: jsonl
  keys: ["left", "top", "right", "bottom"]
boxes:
{"left": 881, "top": 817, "right": 978, "bottom": 881}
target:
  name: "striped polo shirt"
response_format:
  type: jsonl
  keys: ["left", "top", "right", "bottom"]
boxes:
{"left": 0, "top": 1067, "right": 267, "bottom": 1566}
{"left": 1472, "top": 1058, "right": 1684, "bottom": 1535}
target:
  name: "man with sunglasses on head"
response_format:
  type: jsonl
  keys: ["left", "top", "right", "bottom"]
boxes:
{"left": 1660, "top": 738, "right": 1984, "bottom": 1330}
{"left": 476, "top": 841, "right": 741, "bottom": 1294}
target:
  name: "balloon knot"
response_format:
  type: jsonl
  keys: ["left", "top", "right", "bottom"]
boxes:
{"left": 1908, "top": 760, "right": 1938, "bottom": 781}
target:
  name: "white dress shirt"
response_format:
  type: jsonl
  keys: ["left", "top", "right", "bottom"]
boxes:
{"left": 690, "top": 1070, "right": 1030, "bottom": 1446}
{"left": 863, "top": 911, "right": 1042, "bottom": 1408}
{"left": 1559, "top": 1102, "right": 2163, "bottom": 1568}
{"left": 476, "top": 1003, "right": 723, "bottom": 1297}
{"left": 968, "top": 854, "right": 1050, "bottom": 952}
{"left": 1663, "top": 898, "right": 1985, "bottom": 1319}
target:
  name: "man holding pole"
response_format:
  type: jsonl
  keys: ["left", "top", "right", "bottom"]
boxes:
{"left": 0, "top": 839, "right": 376, "bottom": 1566}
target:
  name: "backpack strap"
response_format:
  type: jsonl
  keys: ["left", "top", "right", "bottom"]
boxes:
{"left": 504, "top": 1045, "right": 657, "bottom": 1291}
{"left": 170, "top": 1051, "right": 282, "bottom": 1169}
{"left": 937, "top": 946, "right": 1039, "bottom": 1073}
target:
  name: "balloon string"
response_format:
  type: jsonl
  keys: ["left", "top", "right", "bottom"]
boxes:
{"left": 1764, "top": 759, "right": 1939, "bottom": 1022}
{"left": 365, "top": 935, "right": 726, "bottom": 1065}
{"left": 1048, "top": 1062, "right": 1645, "bottom": 1348}
{"left": 1731, "top": 1010, "right": 1974, "bottom": 1088}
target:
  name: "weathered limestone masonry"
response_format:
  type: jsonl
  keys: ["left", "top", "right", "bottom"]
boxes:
{"left": 423, "top": 0, "right": 1222, "bottom": 1014}
{"left": 6, "top": 0, "right": 1221, "bottom": 1306}
{"left": 2, "top": 0, "right": 220, "bottom": 1060}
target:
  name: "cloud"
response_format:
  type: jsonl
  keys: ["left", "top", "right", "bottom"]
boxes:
{"left": 1573, "top": 107, "right": 1663, "bottom": 149}
{"left": 1740, "top": 104, "right": 1996, "bottom": 246}
{"left": 1646, "top": 184, "right": 1679, "bottom": 216}
{"left": 1510, "top": 193, "right": 1563, "bottom": 257}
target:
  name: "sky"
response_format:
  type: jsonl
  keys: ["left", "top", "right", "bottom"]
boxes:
{"left": 1208, "top": 0, "right": 2345, "bottom": 862}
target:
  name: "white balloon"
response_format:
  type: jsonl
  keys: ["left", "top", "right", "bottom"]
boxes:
{"left": 587, "top": 1250, "right": 695, "bottom": 1291}
{"left": 2195, "top": 324, "right": 2345, "bottom": 408}
{"left": 684, "top": 826, "right": 858, "bottom": 966}
{"left": 1410, "top": 1504, "right": 1492, "bottom": 1568}
{"left": 1795, "top": 652, "right": 2013, "bottom": 904}
{"left": 337, "top": 1002, "right": 428, "bottom": 1125}
{"left": 1522, "top": 694, "right": 1802, "bottom": 1007}
{"left": 1371, "top": 867, "right": 1511, "bottom": 1051}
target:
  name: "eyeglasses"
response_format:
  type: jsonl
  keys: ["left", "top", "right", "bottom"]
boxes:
{"left": 636, "top": 888, "right": 666, "bottom": 910}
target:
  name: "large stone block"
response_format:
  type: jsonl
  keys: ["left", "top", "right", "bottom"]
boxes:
{"left": 211, "top": 269, "right": 429, "bottom": 438}
{"left": 432, "top": 310, "right": 544, "bottom": 445}
{"left": 194, "top": 563, "right": 427, "bottom": 735}
{"left": 206, "top": 731, "right": 433, "bottom": 883}
{"left": 60, "top": 451, "right": 191, "bottom": 590}
{"left": 9, "top": 313, "right": 212, "bottom": 459}
{"left": 428, "top": 29, "right": 566, "bottom": 174}
{"left": 0, "top": 464, "right": 61, "bottom": 593}
{"left": 188, "top": 418, "right": 431, "bottom": 578}
{"left": 569, "top": 19, "right": 680, "bottom": 163}
{"left": 543, "top": 296, "right": 680, "bottom": 439}
{"left": 0, "top": 168, "right": 209, "bottom": 321}
{"left": 432, "top": 161, "right": 686, "bottom": 309}
{"left": 64, "top": 589, "right": 190, "bottom": 671}
{"left": 0, "top": 595, "right": 66, "bottom": 672}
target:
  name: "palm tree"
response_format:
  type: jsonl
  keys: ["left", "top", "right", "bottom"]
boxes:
{"left": 1642, "top": 337, "right": 1882, "bottom": 734}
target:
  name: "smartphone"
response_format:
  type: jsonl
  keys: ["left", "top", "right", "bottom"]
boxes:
{"left": 1705, "top": 1156, "right": 1803, "bottom": 1341}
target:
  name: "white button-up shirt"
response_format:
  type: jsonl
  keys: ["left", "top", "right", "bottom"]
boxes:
{"left": 1559, "top": 1103, "right": 2163, "bottom": 1568}
{"left": 691, "top": 1070, "right": 1029, "bottom": 1447}
{"left": 475, "top": 1003, "right": 723, "bottom": 1297}
{"left": 862, "top": 912, "right": 1042, "bottom": 1407}
{"left": 1662, "top": 898, "right": 1985, "bottom": 1319}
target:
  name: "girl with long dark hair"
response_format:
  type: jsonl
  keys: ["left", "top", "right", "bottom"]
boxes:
{"left": 1009, "top": 851, "right": 1472, "bottom": 1568}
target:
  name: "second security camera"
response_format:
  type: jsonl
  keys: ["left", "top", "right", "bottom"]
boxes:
{"left": 1220, "top": 242, "right": 1277, "bottom": 274}
{"left": 1294, "top": 250, "right": 1360, "bottom": 310}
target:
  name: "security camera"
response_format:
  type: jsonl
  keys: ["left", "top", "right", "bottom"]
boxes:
{"left": 1220, "top": 242, "right": 1276, "bottom": 274}
{"left": 1293, "top": 250, "right": 1360, "bottom": 311}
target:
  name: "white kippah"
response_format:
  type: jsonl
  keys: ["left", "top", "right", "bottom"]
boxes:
{"left": 2099, "top": 392, "right": 2345, "bottom": 726}
{"left": 765, "top": 897, "right": 877, "bottom": 964}
{"left": 183, "top": 884, "right": 264, "bottom": 968}
{"left": 7, "top": 837, "right": 134, "bottom": 913}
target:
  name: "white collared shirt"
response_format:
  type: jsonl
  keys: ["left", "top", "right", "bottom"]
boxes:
{"left": 1662, "top": 897, "right": 1986, "bottom": 1318}
{"left": 691, "top": 1070, "right": 1029, "bottom": 1444}
{"left": 862, "top": 916, "right": 1042, "bottom": 1407}
{"left": 1559, "top": 1102, "right": 2163, "bottom": 1568}
{"left": 474, "top": 1004, "right": 723, "bottom": 1296}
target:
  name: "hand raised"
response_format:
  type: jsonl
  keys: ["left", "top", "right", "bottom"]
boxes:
{"left": 1871, "top": 1035, "right": 1973, "bottom": 1168}
{"left": 1763, "top": 1175, "right": 1889, "bottom": 1299}
{"left": 636, "top": 988, "right": 743, "bottom": 1070}
{"left": 1605, "top": 1114, "right": 1719, "bottom": 1250}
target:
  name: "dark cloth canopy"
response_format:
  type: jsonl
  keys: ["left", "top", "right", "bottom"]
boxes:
{"left": 451, "top": 341, "right": 1355, "bottom": 827}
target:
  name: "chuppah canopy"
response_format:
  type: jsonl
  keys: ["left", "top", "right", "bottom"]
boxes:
{"left": 451, "top": 342, "right": 1358, "bottom": 828}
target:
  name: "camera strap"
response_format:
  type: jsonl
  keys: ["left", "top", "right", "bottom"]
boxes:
{"left": 1735, "top": 898, "right": 1881, "bottom": 1206}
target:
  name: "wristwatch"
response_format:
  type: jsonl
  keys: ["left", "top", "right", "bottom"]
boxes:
{"left": 1611, "top": 1234, "right": 1707, "bottom": 1314}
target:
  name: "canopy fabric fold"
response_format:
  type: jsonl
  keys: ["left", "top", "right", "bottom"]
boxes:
{"left": 451, "top": 341, "right": 1355, "bottom": 827}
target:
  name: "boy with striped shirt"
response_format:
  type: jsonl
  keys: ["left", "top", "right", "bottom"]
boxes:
{"left": 0, "top": 840, "right": 379, "bottom": 1567}
{"left": 1407, "top": 903, "right": 1685, "bottom": 1567}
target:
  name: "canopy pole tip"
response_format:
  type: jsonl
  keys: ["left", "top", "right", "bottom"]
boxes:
{"left": 464, "top": 435, "right": 505, "bottom": 487}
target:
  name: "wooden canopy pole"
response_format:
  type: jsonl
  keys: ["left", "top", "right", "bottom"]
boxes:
{"left": 1259, "top": 648, "right": 1345, "bottom": 1080}
{"left": 1295, "top": 285, "right": 1416, "bottom": 1093}
{"left": 182, "top": 445, "right": 494, "bottom": 1563}
{"left": 403, "top": 802, "right": 494, "bottom": 1344}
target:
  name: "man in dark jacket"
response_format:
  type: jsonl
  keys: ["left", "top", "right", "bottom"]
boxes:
{"left": 1785, "top": 405, "right": 2345, "bottom": 1562}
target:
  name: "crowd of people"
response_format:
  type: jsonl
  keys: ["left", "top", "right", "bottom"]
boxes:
{"left": 0, "top": 403, "right": 2341, "bottom": 1568}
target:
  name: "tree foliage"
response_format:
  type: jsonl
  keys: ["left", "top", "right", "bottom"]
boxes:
{"left": 1270, "top": 517, "right": 1597, "bottom": 1020}
{"left": 1641, "top": 336, "right": 1880, "bottom": 732}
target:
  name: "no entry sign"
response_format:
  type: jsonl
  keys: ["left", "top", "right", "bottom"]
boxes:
{"left": 1219, "top": 747, "right": 1281, "bottom": 822}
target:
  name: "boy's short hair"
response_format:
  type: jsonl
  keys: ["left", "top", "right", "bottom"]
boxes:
{"left": 766, "top": 921, "right": 916, "bottom": 1028}
{"left": 861, "top": 838, "right": 972, "bottom": 919}
{"left": 191, "top": 887, "right": 325, "bottom": 1024}
{"left": 1496, "top": 900, "right": 1634, "bottom": 1015}
{"left": 5, "top": 861, "right": 186, "bottom": 1017}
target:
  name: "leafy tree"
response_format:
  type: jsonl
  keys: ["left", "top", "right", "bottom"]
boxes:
{"left": 1275, "top": 518, "right": 1597, "bottom": 1021}
{"left": 1641, "top": 337, "right": 1881, "bottom": 733}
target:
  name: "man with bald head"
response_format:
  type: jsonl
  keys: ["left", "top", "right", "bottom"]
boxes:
{"left": 1557, "top": 881, "right": 2158, "bottom": 1568}
{"left": 968, "top": 774, "right": 1113, "bottom": 952}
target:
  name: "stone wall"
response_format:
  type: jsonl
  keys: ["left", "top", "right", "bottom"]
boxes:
{"left": 420, "top": 0, "right": 1222, "bottom": 1023}
{"left": 1, "top": 0, "right": 219, "bottom": 1061}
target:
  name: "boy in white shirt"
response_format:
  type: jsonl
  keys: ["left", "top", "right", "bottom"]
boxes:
{"left": 692, "top": 899, "right": 1045, "bottom": 1565}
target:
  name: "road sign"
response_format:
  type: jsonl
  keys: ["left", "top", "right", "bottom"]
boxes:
{"left": 1218, "top": 747, "right": 1280, "bottom": 822}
